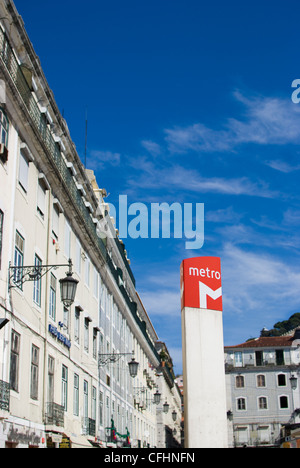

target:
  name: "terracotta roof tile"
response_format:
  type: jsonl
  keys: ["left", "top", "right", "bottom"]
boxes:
{"left": 225, "top": 335, "right": 295, "bottom": 349}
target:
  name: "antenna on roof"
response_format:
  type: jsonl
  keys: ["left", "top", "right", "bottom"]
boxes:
{"left": 84, "top": 107, "right": 88, "bottom": 168}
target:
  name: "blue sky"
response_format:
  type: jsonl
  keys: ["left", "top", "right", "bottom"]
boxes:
{"left": 14, "top": 0, "right": 300, "bottom": 374}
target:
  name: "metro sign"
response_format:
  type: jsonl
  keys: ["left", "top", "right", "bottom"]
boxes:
{"left": 180, "top": 257, "right": 223, "bottom": 311}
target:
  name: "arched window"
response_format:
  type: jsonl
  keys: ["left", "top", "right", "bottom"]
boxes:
{"left": 258, "top": 396, "right": 268, "bottom": 410}
{"left": 236, "top": 375, "right": 245, "bottom": 388}
{"left": 257, "top": 374, "right": 266, "bottom": 388}
{"left": 0, "top": 108, "right": 8, "bottom": 146}
{"left": 237, "top": 397, "right": 246, "bottom": 411}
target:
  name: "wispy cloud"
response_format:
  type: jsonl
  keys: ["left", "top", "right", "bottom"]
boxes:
{"left": 264, "top": 159, "right": 300, "bottom": 173}
{"left": 89, "top": 150, "right": 121, "bottom": 169}
{"left": 222, "top": 243, "right": 300, "bottom": 319}
{"left": 127, "top": 158, "right": 279, "bottom": 198}
{"left": 141, "top": 140, "right": 162, "bottom": 156}
{"left": 164, "top": 91, "right": 300, "bottom": 154}
{"left": 206, "top": 206, "right": 244, "bottom": 224}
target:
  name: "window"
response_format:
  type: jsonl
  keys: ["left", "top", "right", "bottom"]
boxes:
{"left": 234, "top": 352, "right": 243, "bottom": 367}
{"left": 10, "top": 330, "right": 20, "bottom": 392}
{"left": 84, "top": 318, "right": 89, "bottom": 352}
{"left": 257, "top": 375, "right": 266, "bottom": 388}
{"left": 37, "top": 181, "right": 46, "bottom": 219}
{"left": 99, "top": 332, "right": 104, "bottom": 355}
{"left": 62, "top": 365, "right": 68, "bottom": 411}
{"left": 0, "top": 108, "right": 9, "bottom": 146}
{"left": 85, "top": 255, "right": 90, "bottom": 287}
{"left": 14, "top": 231, "right": 24, "bottom": 288}
{"left": 52, "top": 204, "right": 60, "bottom": 240}
{"left": 49, "top": 274, "right": 56, "bottom": 321}
{"left": 276, "top": 350, "right": 285, "bottom": 366}
{"left": 30, "top": 345, "right": 39, "bottom": 400}
{"left": 278, "top": 374, "right": 287, "bottom": 387}
{"left": 0, "top": 209, "right": 3, "bottom": 269}
{"left": 76, "top": 239, "right": 81, "bottom": 275}
{"left": 83, "top": 380, "right": 88, "bottom": 421}
{"left": 236, "top": 375, "right": 245, "bottom": 388}
{"left": 64, "top": 221, "right": 71, "bottom": 258}
{"left": 63, "top": 307, "right": 69, "bottom": 333}
{"left": 99, "top": 391, "right": 104, "bottom": 426}
{"left": 255, "top": 351, "right": 263, "bottom": 366}
{"left": 18, "top": 151, "right": 29, "bottom": 193}
{"left": 237, "top": 398, "right": 246, "bottom": 411}
{"left": 106, "top": 396, "right": 110, "bottom": 427}
{"left": 92, "top": 386, "right": 96, "bottom": 421}
{"left": 74, "top": 307, "right": 80, "bottom": 344}
{"left": 258, "top": 397, "right": 268, "bottom": 410}
{"left": 33, "top": 254, "right": 42, "bottom": 306}
{"left": 74, "top": 374, "right": 79, "bottom": 416}
{"left": 48, "top": 356, "right": 55, "bottom": 404}
{"left": 93, "top": 328, "right": 98, "bottom": 359}
{"left": 279, "top": 396, "right": 289, "bottom": 409}
{"left": 94, "top": 267, "right": 99, "bottom": 299}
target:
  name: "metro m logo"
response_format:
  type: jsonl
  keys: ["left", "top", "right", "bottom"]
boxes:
{"left": 199, "top": 282, "right": 222, "bottom": 309}
{"left": 181, "top": 257, "right": 223, "bottom": 311}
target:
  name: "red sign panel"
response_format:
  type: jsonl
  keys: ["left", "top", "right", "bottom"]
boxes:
{"left": 180, "top": 257, "right": 223, "bottom": 311}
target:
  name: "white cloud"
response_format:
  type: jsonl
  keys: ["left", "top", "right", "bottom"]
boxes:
{"left": 141, "top": 140, "right": 162, "bottom": 156}
{"left": 90, "top": 150, "right": 121, "bottom": 169}
{"left": 127, "top": 158, "right": 279, "bottom": 198}
{"left": 164, "top": 91, "right": 300, "bottom": 154}
{"left": 265, "top": 159, "right": 300, "bottom": 173}
{"left": 206, "top": 206, "right": 244, "bottom": 224}
{"left": 221, "top": 243, "right": 300, "bottom": 318}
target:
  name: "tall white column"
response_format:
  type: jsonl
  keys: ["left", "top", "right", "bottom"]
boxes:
{"left": 181, "top": 257, "right": 228, "bottom": 448}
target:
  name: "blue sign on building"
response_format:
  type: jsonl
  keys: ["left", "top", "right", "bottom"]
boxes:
{"left": 48, "top": 324, "right": 71, "bottom": 349}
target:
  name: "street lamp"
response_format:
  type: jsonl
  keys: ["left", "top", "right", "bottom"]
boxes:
{"left": 290, "top": 374, "right": 298, "bottom": 391}
{"left": 9, "top": 258, "right": 78, "bottom": 308}
{"left": 98, "top": 351, "right": 139, "bottom": 379}
{"left": 172, "top": 409, "right": 177, "bottom": 422}
{"left": 153, "top": 389, "right": 161, "bottom": 405}
{"left": 128, "top": 356, "right": 139, "bottom": 379}
{"left": 163, "top": 400, "right": 170, "bottom": 414}
{"left": 59, "top": 260, "right": 79, "bottom": 308}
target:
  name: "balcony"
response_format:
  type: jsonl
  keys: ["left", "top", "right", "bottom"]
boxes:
{"left": 0, "top": 380, "right": 10, "bottom": 413}
{"left": 45, "top": 402, "right": 65, "bottom": 427}
{"left": 82, "top": 418, "right": 96, "bottom": 437}
{"left": 0, "top": 28, "right": 107, "bottom": 265}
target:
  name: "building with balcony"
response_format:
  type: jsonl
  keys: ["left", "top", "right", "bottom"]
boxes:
{"left": 225, "top": 329, "right": 300, "bottom": 448}
{"left": 155, "top": 342, "right": 182, "bottom": 448}
{"left": 0, "top": 0, "right": 179, "bottom": 448}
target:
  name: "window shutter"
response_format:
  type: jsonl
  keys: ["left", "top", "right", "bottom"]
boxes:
{"left": 52, "top": 204, "right": 59, "bottom": 237}
{"left": 37, "top": 182, "right": 46, "bottom": 217}
{"left": 19, "top": 152, "right": 29, "bottom": 192}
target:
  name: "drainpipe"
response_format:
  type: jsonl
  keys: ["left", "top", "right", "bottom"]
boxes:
{"left": 42, "top": 187, "right": 52, "bottom": 425}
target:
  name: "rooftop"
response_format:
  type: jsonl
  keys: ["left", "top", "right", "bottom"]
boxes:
{"left": 225, "top": 328, "right": 300, "bottom": 349}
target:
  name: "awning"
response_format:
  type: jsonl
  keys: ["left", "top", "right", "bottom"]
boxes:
{"left": 70, "top": 434, "right": 96, "bottom": 449}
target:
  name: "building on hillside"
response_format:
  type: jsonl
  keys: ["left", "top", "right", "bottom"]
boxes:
{"left": 225, "top": 329, "right": 300, "bottom": 448}
{"left": 0, "top": 0, "right": 179, "bottom": 448}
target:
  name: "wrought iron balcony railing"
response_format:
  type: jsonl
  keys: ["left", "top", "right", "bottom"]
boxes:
{"left": 0, "top": 27, "right": 107, "bottom": 264}
{"left": 0, "top": 380, "right": 10, "bottom": 412}
{"left": 45, "top": 402, "right": 65, "bottom": 427}
{"left": 82, "top": 417, "right": 96, "bottom": 437}
{"left": 0, "top": 26, "right": 161, "bottom": 365}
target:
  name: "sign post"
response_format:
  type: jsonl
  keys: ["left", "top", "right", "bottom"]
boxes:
{"left": 181, "top": 257, "right": 228, "bottom": 448}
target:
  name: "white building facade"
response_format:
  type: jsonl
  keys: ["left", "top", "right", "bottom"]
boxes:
{"left": 225, "top": 330, "right": 300, "bottom": 448}
{"left": 0, "top": 0, "right": 179, "bottom": 448}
